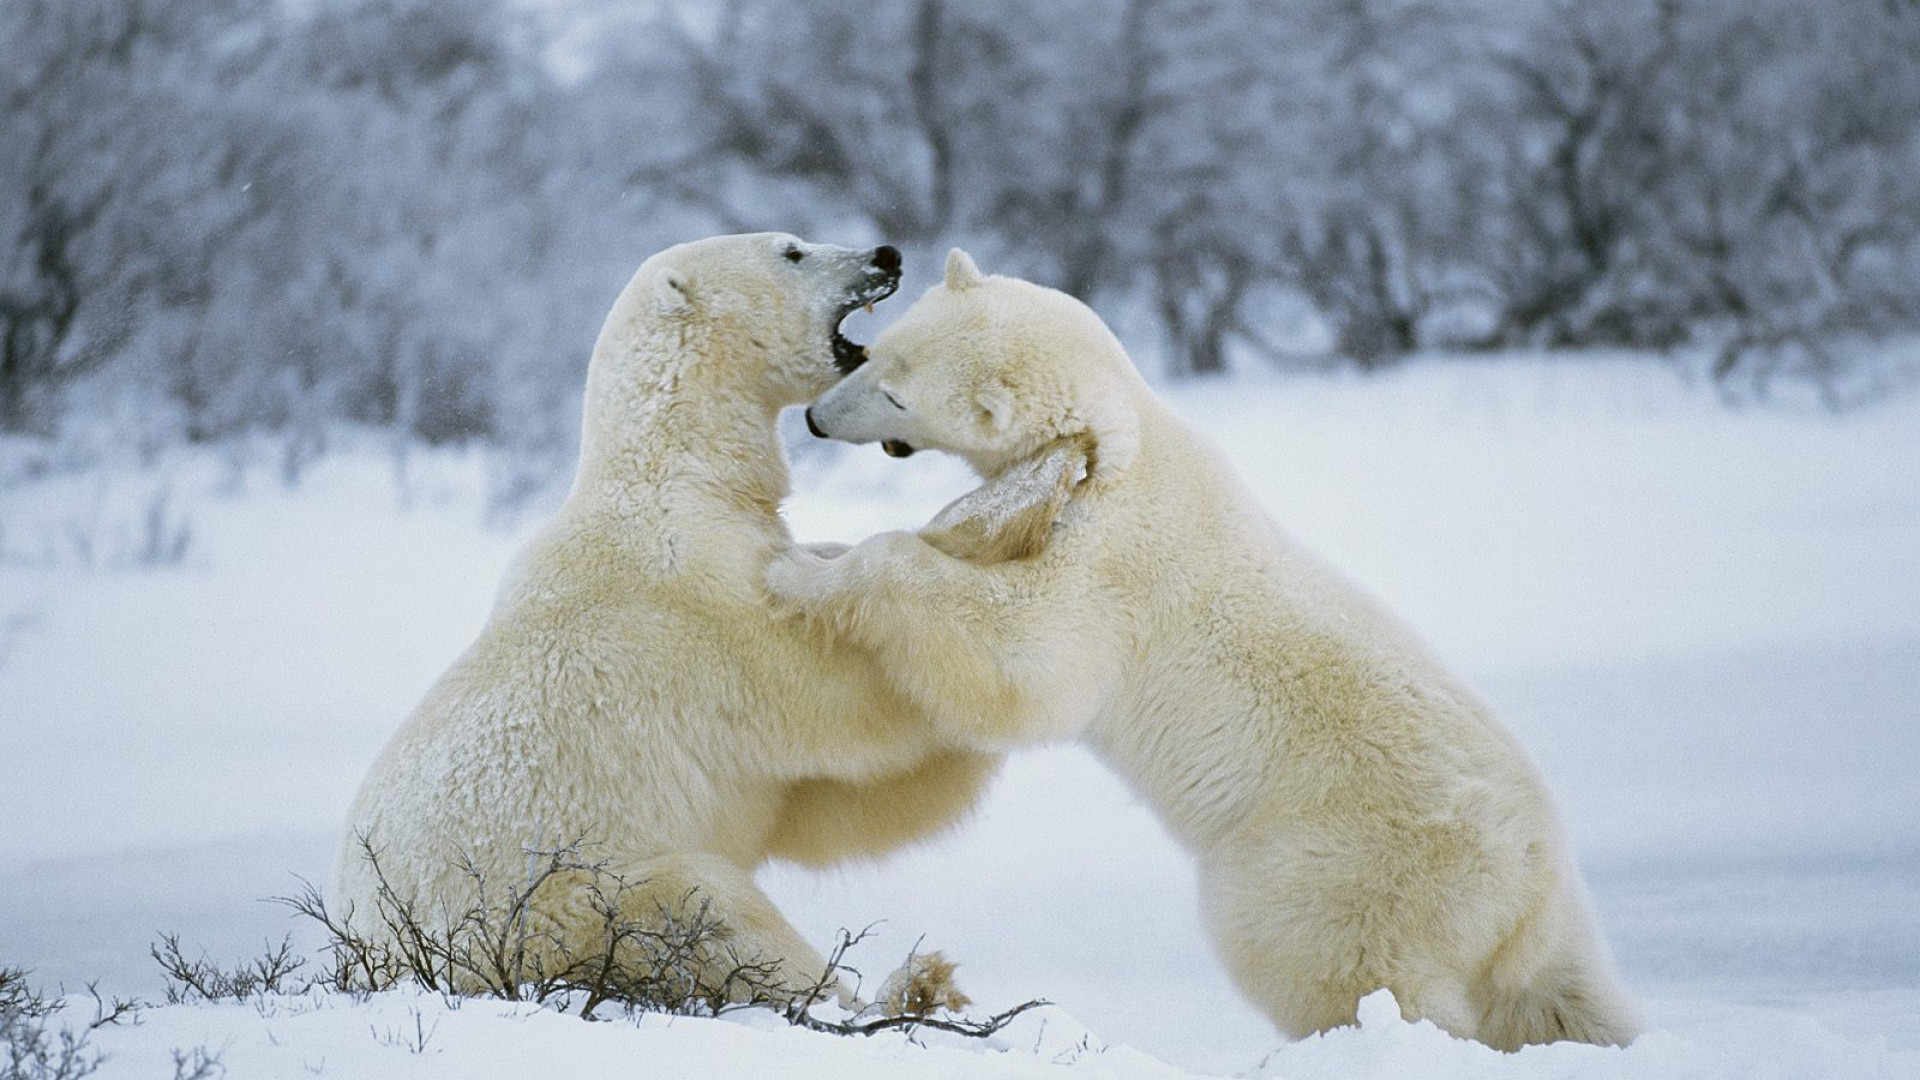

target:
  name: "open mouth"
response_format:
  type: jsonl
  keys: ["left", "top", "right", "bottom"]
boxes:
{"left": 831, "top": 268, "right": 902, "bottom": 373}
{"left": 880, "top": 439, "right": 916, "bottom": 458}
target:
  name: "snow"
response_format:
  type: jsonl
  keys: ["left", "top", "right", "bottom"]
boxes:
{"left": 50, "top": 983, "right": 1920, "bottom": 1079}
{"left": 3, "top": 357, "right": 1918, "bottom": 1078}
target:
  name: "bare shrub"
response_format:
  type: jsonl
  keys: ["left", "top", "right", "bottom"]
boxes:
{"left": 279, "top": 836, "right": 1046, "bottom": 1037}
{"left": 0, "top": 970, "right": 59, "bottom": 1025}
{"left": 131, "top": 485, "right": 193, "bottom": 568}
{"left": 1, "top": 479, "right": 194, "bottom": 572}
{"left": 168, "top": 1046, "right": 222, "bottom": 1080}
{"left": 1709, "top": 330, "right": 1920, "bottom": 413}
{"left": 76, "top": 988, "right": 137, "bottom": 1034}
{"left": 150, "top": 935, "right": 310, "bottom": 1005}
{"left": 283, "top": 835, "right": 820, "bottom": 1017}
{"left": 1, "top": 965, "right": 137, "bottom": 1080}
{"left": 369, "top": 1002, "right": 438, "bottom": 1054}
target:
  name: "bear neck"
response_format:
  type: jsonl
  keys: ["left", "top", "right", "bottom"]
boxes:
{"left": 987, "top": 371, "right": 1147, "bottom": 483}
{"left": 567, "top": 320, "right": 791, "bottom": 540}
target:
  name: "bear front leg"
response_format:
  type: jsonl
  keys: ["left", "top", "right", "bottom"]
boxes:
{"left": 919, "top": 439, "right": 1087, "bottom": 564}
{"left": 767, "top": 532, "right": 1107, "bottom": 749}
{"left": 764, "top": 748, "right": 1001, "bottom": 866}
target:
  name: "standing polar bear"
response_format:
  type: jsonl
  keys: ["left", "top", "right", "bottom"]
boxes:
{"left": 769, "top": 250, "right": 1640, "bottom": 1049}
{"left": 338, "top": 234, "right": 990, "bottom": 1006}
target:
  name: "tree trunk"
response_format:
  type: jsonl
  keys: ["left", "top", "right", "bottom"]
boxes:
{"left": 0, "top": 322, "right": 28, "bottom": 433}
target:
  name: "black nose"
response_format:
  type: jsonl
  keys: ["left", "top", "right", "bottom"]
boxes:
{"left": 804, "top": 407, "right": 828, "bottom": 439}
{"left": 871, "top": 245, "right": 901, "bottom": 273}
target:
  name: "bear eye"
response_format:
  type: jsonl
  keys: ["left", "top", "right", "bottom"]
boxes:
{"left": 784, "top": 246, "right": 805, "bottom": 263}
{"left": 883, "top": 390, "right": 906, "bottom": 410}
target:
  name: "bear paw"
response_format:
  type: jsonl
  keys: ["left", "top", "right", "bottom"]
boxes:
{"left": 869, "top": 949, "right": 971, "bottom": 1018}
{"left": 764, "top": 544, "right": 842, "bottom": 617}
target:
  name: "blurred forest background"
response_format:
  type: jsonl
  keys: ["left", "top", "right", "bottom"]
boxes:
{"left": 7, "top": 5, "right": 1920, "bottom": 1068}
{"left": 5, "top": 0, "right": 1919, "bottom": 489}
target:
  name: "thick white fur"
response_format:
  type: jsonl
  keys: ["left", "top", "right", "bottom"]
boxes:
{"left": 769, "top": 250, "right": 1640, "bottom": 1049}
{"left": 338, "top": 234, "right": 992, "bottom": 1002}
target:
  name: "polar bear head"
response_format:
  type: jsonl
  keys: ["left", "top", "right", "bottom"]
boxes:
{"left": 600, "top": 232, "right": 903, "bottom": 406}
{"left": 802, "top": 248, "right": 1142, "bottom": 478}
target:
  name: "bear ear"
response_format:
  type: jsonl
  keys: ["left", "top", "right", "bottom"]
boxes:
{"left": 944, "top": 248, "right": 985, "bottom": 291}
{"left": 975, "top": 380, "right": 1014, "bottom": 434}
{"left": 651, "top": 268, "right": 695, "bottom": 314}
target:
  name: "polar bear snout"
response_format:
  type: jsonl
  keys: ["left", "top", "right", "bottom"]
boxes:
{"left": 802, "top": 395, "right": 918, "bottom": 459}
{"left": 829, "top": 246, "right": 903, "bottom": 374}
{"left": 840, "top": 249, "right": 902, "bottom": 312}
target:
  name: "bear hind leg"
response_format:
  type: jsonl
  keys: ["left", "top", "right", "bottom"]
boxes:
{"left": 1472, "top": 954, "right": 1639, "bottom": 1051}
{"left": 1469, "top": 879, "right": 1640, "bottom": 1050}
{"left": 1384, "top": 971, "right": 1481, "bottom": 1042}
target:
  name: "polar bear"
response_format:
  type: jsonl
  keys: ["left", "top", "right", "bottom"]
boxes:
{"left": 338, "top": 234, "right": 993, "bottom": 1005}
{"left": 767, "top": 249, "right": 1640, "bottom": 1049}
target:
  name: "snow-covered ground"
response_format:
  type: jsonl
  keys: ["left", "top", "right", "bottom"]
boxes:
{"left": 3, "top": 357, "right": 1917, "bottom": 1078}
